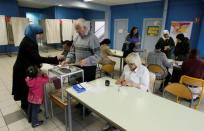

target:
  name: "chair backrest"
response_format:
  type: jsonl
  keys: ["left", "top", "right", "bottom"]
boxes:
{"left": 102, "top": 64, "right": 114, "bottom": 74}
{"left": 148, "top": 72, "right": 156, "bottom": 93}
{"left": 180, "top": 75, "right": 204, "bottom": 88}
{"left": 147, "top": 64, "right": 164, "bottom": 73}
{"left": 164, "top": 83, "right": 193, "bottom": 100}
{"left": 98, "top": 60, "right": 102, "bottom": 65}
{"left": 179, "top": 75, "right": 204, "bottom": 109}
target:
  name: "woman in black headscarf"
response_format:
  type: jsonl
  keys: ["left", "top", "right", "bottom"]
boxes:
{"left": 12, "top": 24, "right": 64, "bottom": 113}
{"left": 173, "top": 34, "right": 191, "bottom": 61}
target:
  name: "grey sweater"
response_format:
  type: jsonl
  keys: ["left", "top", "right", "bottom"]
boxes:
{"left": 66, "top": 32, "right": 101, "bottom": 66}
{"left": 147, "top": 50, "right": 173, "bottom": 79}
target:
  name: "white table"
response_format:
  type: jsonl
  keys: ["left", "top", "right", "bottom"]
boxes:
{"left": 110, "top": 49, "right": 124, "bottom": 75}
{"left": 168, "top": 59, "right": 183, "bottom": 68}
{"left": 66, "top": 77, "right": 204, "bottom": 131}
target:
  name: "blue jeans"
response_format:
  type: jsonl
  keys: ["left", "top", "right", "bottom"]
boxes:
{"left": 28, "top": 103, "right": 41, "bottom": 126}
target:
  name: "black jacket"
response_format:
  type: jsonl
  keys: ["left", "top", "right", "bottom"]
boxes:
{"left": 174, "top": 37, "right": 191, "bottom": 61}
{"left": 157, "top": 37, "right": 175, "bottom": 58}
{"left": 12, "top": 36, "right": 59, "bottom": 100}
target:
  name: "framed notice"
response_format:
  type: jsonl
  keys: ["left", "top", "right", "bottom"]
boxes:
{"left": 147, "top": 26, "right": 160, "bottom": 37}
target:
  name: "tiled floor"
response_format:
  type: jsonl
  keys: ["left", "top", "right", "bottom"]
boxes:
{"left": 0, "top": 47, "right": 204, "bottom": 131}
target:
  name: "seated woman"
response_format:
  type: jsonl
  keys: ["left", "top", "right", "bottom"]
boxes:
{"left": 61, "top": 40, "right": 73, "bottom": 59}
{"left": 103, "top": 53, "right": 150, "bottom": 131}
{"left": 100, "top": 39, "right": 116, "bottom": 66}
{"left": 116, "top": 52, "right": 150, "bottom": 91}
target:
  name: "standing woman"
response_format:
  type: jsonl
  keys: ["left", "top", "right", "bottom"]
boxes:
{"left": 124, "top": 27, "right": 140, "bottom": 51}
{"left": 156, "top": 30, "right": 175, "bottom": 58}
{"left": 173, "top": 33, "right": 191, "bottom": 61}
{"left": 12, "top": 24, "right": 63, "bottom": 113}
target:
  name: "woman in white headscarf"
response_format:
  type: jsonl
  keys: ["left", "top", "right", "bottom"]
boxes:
{"left": 156, "top": 30, "right": 175, "bottom": 58}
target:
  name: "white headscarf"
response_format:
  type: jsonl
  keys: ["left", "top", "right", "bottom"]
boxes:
{"left": 162, "top": 30, "right": 170, "bottom": 40}
{"left": 126, "top": 52, "right": 142, "bottom": 68}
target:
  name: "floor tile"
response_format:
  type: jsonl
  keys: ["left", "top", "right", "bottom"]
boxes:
{"left": 8, "top": 118, "right": 31, "bottom": 131}
{"left": 0, "top": 116, "right": 6, "bottom": 128}
{"left": 1, "top": 104, "right": 20, "bottom": 116}
{"left": 0, "top": 126, "right": 9, "bottom": 131}
{"left": 4, "top": 110, "right": 25, "bottom": 125}
{"left": 34, "top": 119, "right": 57, "bottom": 131}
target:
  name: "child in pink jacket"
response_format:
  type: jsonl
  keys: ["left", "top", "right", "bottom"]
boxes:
{"left": 25, "top": 65, "right": 49, "bottom": 128}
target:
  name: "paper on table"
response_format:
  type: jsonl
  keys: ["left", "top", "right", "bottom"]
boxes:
{"left": 80, "top": 82, "right": 107, "bottom": 94}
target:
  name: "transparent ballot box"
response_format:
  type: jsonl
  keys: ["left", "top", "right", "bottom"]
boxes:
{"left": 48, "top": 65, "right": 84, "bottom": 102}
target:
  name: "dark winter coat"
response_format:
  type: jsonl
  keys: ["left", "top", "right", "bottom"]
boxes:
{"left": 12, "top": 36, "right": 59, "bottom": 100}
{"left": 157, "top": 37, "right": 175, "bottom": 58}
{"left": 174, "top": 37, "right": 191, "bottom": 61}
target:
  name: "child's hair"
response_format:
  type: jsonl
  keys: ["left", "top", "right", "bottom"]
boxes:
{"left": 62, "top": 40, "right": 73, "bottom": 47}
{"left": 26, "top": 65, "right": 38, "bottom": 78}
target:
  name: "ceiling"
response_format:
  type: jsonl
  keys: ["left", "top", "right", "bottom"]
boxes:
{"left": 86, "top": 0, "right": 160, "bottom": 6}
{"left": 17, "top": 0, "right": 161, "bottom": 9}
{"left": 17, "top": 0, "right": 55, "bottom": 8}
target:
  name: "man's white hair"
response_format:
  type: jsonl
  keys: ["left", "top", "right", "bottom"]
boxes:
{"left": 75, "top": 18, "right": 89, "bottom": 30}
{"left": 126, "top": 52, "right": 142, "bottom": 67}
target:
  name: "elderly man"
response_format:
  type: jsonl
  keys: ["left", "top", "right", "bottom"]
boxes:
{"left": 147, "top": 42, "right": 173, "bottom": 92}
{"left": 62, "top": 18, "right": 101, "bottom": 115}
{"left": 62, "top": 18, "right": 101, "bottom": 82}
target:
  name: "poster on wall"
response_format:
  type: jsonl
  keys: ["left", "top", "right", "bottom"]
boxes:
{"left": 147, "top": 26, "right": 160, "bottom": 37}
{"left": 170, "top": 21, "right": 193, "bottom": 42}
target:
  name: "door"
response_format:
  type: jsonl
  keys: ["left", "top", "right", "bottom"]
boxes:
{"left": 141, "top": 18, "right": 163, "bottom": 51}
{"left": 114, "top": 19, "right": 128, "bottom": 50}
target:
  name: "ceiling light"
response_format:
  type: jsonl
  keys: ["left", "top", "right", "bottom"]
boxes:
{"left": 58, "top": 4, "right": 63, "bottom": 6}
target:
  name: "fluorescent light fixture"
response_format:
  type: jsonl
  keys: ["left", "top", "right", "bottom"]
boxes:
{"left": 58, "top": 4, "right": 63, "bottom": 6}
{"left": 84, "top": 0, "right": 93, "bottom": 1}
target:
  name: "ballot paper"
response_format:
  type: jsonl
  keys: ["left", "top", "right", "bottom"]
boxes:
{"left": 79, "top": 82, "right": 107, "bottom": 94}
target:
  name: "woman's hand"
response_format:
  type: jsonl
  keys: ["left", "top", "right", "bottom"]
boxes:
{"left": 115, "top": 78, "right": 124, "bottom": 85}
{"left": 135, "top": 42, "right": 140, "bottom": 47}
{"left": 57, "top": 55, "right": 64, "bottom": 60}
{"left": 61, "top": 61, "right": 68, "bottom": 67}
{"left": 115, "top": 79, "right": 122, "bottom": 85}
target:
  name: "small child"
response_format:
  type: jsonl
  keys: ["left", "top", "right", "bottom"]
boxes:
{"left": 25, "top": 65, "right": 49, "bottom": 128}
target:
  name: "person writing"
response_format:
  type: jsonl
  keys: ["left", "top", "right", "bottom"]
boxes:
{"left": 116, "top": 52, "right": 150, "bottom": 91}
{"left": 103, "top": 53, "right": 149, "bottom": 131}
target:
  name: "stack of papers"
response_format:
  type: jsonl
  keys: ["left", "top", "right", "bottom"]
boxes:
{"left": 72, "top": 82, "right": 107, "bottom": 94}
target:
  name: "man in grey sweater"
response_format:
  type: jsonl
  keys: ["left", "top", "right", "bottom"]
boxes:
{"left": 62, "top": 18, "right": 101, "bottom": 82}
{"left": 147, "top": 42, "right": 173, "bottom": 92}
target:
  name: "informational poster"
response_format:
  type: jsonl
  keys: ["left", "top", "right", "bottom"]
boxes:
{"left": 170, "top": 21, "right": 193, "bottom": 42}
{"left": 147, "top": 26, "right": 160, "bottom": 37}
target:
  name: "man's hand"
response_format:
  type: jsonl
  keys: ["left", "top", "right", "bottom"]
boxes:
{"left": 79, "top": 59, "right": 86, "bottom": 67}
{"left": 57, "top": 55, "right": 64, "bottom": 60}
{"left": 61, "top": 61, "right": 68, "bottom": 67}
